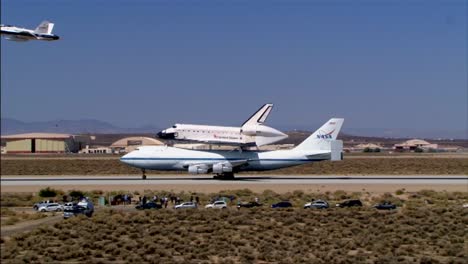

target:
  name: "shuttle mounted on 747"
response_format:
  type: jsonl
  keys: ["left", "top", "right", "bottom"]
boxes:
{"left": 121, "top": 118, "right": 344, "bottom": 179}
{"left": 157, "top": 103, "right": 288, "bottom": 147}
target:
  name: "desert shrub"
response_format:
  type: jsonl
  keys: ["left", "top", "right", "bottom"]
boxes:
{"left": 68, "top": 190, "right": 84, "bottom": 198}
{"left": 414, "top": 147, "right": 424, "bottom": 153}
{"left": 39, "top": 187, "right": 58, "bottom": 198}
{"left": 4, "top": 216, "right": 20, "bottom": 225}
{"left": 395, "top": 189, "right": 405, "bottom": 195}
{"left": 333, "top": 190, "right": 349, "bottom": 200}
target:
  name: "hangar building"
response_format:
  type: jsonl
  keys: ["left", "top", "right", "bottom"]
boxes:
{"left": 393, "top": 139, "right": 438, "bottom": 151}
{"left": 110, "top": 137, "right": 164, "bottom": 153}
{"left": 1, "top": 133, "right": 79, "bottom": 153}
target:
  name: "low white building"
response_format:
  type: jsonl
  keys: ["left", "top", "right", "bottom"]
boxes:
{"left": 110, "top": 137, "right": 164, "bottom": 153}
{"left": 79, "top": 145, "right": 112, "bottom": 154}
{"left": 394, "top": 139, "right": 438, "bottom": 151}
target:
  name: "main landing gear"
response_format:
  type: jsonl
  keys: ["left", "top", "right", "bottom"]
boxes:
{"left": 213, "top": 172, "right": 235, "bottom": 180}
{"left": 141, "top": 169, "right": 147, "bottom": 180}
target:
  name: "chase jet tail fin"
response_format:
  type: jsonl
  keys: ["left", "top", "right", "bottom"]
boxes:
{"left": 35, "top": 21, "right": 54, "bottom": 34}
{"left": 241, "top": 103, "right": 273, "bottom": 127}
{"left": 294, "top": 118, "right": 344, "bottom": 151}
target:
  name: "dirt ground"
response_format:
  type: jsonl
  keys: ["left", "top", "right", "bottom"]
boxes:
{"left": 2, "top": 183, "right": 466, "bottom": 194}
{"left": 1, "top": 215, "right": 62, "bottom": 238}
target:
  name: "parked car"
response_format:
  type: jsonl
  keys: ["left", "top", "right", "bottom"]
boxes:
{"left": 304, "top": 199, "right": 329, "bottom": 209}
{"left": 205, "top": 201, "right": 227, "bottom": 209}
{"left": 37, "top": 203, "right": 64, "bottom": 212}
{"left": 271, "top": 201, "right": 293, "bottom": 208}
{"left": 63, "top": 205, "right": 93, "bottom": 219}
{"left": 63, "top": 202, "right": 76, "bottom": 210}
{"left": 373, "top": 201, "right": 397, "bottom": 210}
{"left": 174, "top": 202, "right": 197, "bottom": 209}
{"left": 33, "top": 200, "right": 54, "bottom": 210}
{"left": 336, "top": 199, "right": 363, "bottom": 208}
{"left": 136, "top": 202, "right": 162, "bottom": 210}
{"left": 237, "top": 201, "right": 263, "bottom": 209}
{"left": 77, "top": 198, "right": 95, "bottom": 212}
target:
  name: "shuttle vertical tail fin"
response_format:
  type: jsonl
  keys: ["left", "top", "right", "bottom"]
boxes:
{"left": 241, "top": 103, "right": 273, "bottom": 128}
{"left": 35, "top": 21, "right": 54, "bottom": 34}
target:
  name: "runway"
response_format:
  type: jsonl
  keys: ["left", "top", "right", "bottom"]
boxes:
{"left": 1, "top": 175, "right": 467, "bottom": 186}
{"left": 1, "top": 175, "right": 466, "bottom": 194}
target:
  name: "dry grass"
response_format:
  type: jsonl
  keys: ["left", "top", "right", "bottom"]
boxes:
{"left": 0, "top": 208, "right": 47, "bottom": 226}
{"left": 1, "top": 190, "right": 467, "bottom": 263}
{"left": 1, "top": 157, "right": 467, "bottom": 175}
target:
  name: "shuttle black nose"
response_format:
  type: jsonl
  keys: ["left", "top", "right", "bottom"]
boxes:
{"left": 157, "top": 131, "right": 175, "bottom": 139}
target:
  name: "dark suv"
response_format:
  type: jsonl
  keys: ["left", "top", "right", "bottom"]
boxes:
{"left": 373, "top": 201, "right": 396, "bottom": 210}
{"left": 237, "top": 201, "right": 263, "bottom": 209}
{"left": 271, "top": 201, "right": 293, "bottom": 208}
{"left": 136, "top": 202, "right": 162, "bottom": 210}
{"left": 336, "top": 199, "right": 363, "bottom": 208}
{"left": 63, "top": 205, "right": 93, "bottom": 219}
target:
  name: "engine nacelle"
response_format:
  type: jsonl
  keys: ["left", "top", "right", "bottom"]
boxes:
{"left": 212, "top": 163, "right": 233, "bottom": 174}
{"left": 188, "top": 165, "right": 209, "bottom": 174}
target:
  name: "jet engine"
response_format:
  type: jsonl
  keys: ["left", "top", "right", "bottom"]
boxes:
{"left": 188, "top": 165, "right": 209, "bottom": 174}
{"left": 212, "top": 163, "right": 233, "bottom": 174}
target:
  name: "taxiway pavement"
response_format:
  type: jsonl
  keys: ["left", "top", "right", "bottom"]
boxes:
{"left": 1, "top": 175, "right": 467, "bottom": 193}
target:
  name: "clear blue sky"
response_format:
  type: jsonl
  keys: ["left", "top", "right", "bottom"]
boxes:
{"left": 1, "top": 0, "right": 466, "bottom": 138}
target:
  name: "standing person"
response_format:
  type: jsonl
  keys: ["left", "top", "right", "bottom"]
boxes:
{"left": 255, "top": 197, "right": 259, "bottom": 203}
{"left": 195, "top": 196, "right": 200, "bottom": 205}
{"left": 142, "top": 196, "right": 147, "bottom": 205}
{"left": 164, "top": 198, "right": 168, "bottom": 208}
{"left": 123, "top": 194, "right": 128, "bottom": 205}
{"left": 139, "top": 196, "right": 142, "bottom": 204}
{"left": 190, "top": 196, "right": 193, "bottom": 202}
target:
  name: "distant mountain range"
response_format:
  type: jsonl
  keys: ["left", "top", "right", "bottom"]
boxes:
{"left": 1, "top": 118, "right": 466, "bottom": 139}
{"left": 1, "top": 118, "right": 161, "bottom": 135}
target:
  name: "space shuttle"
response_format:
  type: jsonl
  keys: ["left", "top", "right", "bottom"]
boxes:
{"left": 157, "top": 103, "right": 288, "bottom": 147}
{"left": 1, "top": 21, "right": 59, "bottom": 42}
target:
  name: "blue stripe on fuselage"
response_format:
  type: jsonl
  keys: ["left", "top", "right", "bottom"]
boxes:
{"left": 120, "top": 157, "right": 318, "bottom": 162}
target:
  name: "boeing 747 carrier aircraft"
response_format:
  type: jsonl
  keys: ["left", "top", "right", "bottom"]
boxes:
{"left": 122, "top": 118, "right": 344, "bottom": 179}
{"left": 1, "top": 21, "right": 59, "bottom": 42}
{"left": 157, "top": 103, "right": 288, "bottom": 148}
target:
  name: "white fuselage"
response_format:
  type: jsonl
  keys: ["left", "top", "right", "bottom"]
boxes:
{"left": 121, "top": 145, "right": 331, "bottom": 172}
{"left": 0, "top": 25, "right": 59, "bottom": 41}
{"left": 158, "top": 123, "right": 288, "bottom": 147}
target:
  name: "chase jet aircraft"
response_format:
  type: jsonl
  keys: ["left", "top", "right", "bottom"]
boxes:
{"left": 122, "top": 118, "right": 344, "bottom": 179}
{"left": 157, "top": 103, "right": 288, "bottom": 147}
{"left": 1, "top": 21, "right": 59, "bottom": 42}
